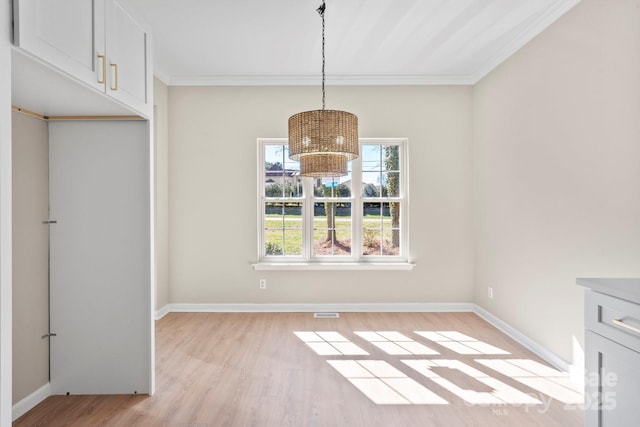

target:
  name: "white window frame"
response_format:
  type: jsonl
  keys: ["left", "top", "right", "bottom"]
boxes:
{"left": 254, "top": 138, "right": 413, "bottom": 271}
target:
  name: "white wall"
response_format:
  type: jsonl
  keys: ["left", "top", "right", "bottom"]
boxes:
{"left": 167, "top": 85, "right": 474, "bottom": 304}
{"left": 473, "top": 0, "right": 640, "bottom": 366}
{"left": 154, "top": 78, "right": 169, "bottom": 311}
{"left": 12, "top": 112, "right": 49, "bottom": 403}
{"left": 1, "top": 0, "right": 13, "bottom": 423}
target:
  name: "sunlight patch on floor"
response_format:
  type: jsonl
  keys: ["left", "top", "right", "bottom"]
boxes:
{"left": 328, "top": 360, "right": 449, "bottom": 405}
{"left": 354, "top": 331, "right": 440, "bottom": 355}
{"left": 476, "top": 359, "right": 583, "bottom": 404}
{"left": 293, "top": 329, "right": 581, "bottom": 408}
{"left": 414, "top": 331, "right": 510, "bottom": 355}
{"left": 402, "top": 359, "right": 541, "bottom": 405}
{"left": 293, "top": 331, "right": 369, "bottom": 356}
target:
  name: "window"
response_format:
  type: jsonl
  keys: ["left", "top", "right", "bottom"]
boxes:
{"left": 257, "top": 138, "right": 409, "bottom": 268}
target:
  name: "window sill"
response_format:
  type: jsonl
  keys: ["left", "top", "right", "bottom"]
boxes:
{"left": 252, "top": 262, "right": 415, "bottom": 271}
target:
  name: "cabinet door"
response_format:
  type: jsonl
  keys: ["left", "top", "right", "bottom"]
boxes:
{"left": 48, "top": 120, "right": 152, "bottom": 395}
{"left": 585, "top": 331, "right": 640, "bottom": 427}
{"left": 105, "top": 0, "right": 152, "bottom": 117}
{"left": 13, "top": 0, "right": 104, "bottom": 90}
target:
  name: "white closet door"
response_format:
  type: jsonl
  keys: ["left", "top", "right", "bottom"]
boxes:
{"left": 49, "top": 120, "right": 151, "bottom": 394}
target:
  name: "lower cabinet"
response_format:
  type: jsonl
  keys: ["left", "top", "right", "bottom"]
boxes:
{"left": 585, "top": 330, "right": 640, "bottom": 426}
{"left": 580, "top": 279, "right": 640, "bottom": 427}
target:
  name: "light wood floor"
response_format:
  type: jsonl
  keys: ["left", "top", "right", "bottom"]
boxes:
{"left": 14, "top": 312, "right": 583, "bottom": 426}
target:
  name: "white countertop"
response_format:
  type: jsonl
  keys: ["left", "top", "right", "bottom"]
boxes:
{"left": 577, "top": 278, "right": 640, "bottom": 304}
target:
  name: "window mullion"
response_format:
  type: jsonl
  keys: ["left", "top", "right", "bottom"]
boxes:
{"left": 400, "top": 139, "right": 408, "bottom": 260}
{"left": 257, "top": 140, "right": 266, "bottom": 259}
{"left": 303, "top": 177, "right": 314, "bottom": 260}
{"left": 352, "top": 155, "right": 362, "bottom": 262}
{"left": 258, "top": 196, "right": 265, "bottom": 259}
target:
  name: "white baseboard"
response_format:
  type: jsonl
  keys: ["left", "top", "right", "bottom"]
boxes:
{"left": 12, "top": 382, "right": 51, "bottom": 421}
{"left": 473, "top": 304, "right": 571, "bottom": 373}
{"left": 160, "top": 302, "right": 476, "bottom": 313}
{"left": 155, "top": 304, "right": 170, "bottom": 320}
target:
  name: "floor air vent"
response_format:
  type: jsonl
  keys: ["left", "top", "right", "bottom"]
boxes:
{"left": 314, "top": 312, "right": 340, "bottom": 318}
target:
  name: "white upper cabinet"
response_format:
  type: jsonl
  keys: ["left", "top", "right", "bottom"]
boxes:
{"left": 13, "top": 0, "right": 152, "bottom": 117}
{"left": 13, "top": 0, "right": 103, "bottom": 91}
{"left": 104, "top": 0, "right": 151, "bottom": 117}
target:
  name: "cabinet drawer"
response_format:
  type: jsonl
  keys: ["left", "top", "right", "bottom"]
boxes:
{"left": 586, "top": 290, "right": 640, "bottom": 353}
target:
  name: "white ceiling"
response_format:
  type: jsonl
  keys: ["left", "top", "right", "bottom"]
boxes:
{"left": 127, "top": 0, "right": 581, "bottom": 86}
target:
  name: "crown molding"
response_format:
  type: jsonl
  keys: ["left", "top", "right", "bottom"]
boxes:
{"left": 152, "top": 65, "right": 171, "bottom": 86}
{"left": 166, "top": 74, "right": 475, "bottom": 87}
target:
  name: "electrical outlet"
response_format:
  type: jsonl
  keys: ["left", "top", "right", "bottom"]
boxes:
{"left": 259, "top": 279, "right": 267, "bottom": 289}
{"left": 488, "top": 287, "right": 494, "bottom": 299}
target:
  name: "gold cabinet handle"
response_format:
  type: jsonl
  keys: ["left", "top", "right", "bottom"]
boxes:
{"left": 613, "top": 318, "right": 640, "bottom": 335}
{"left": 110, "top": 63, "right": 118, "bottom": 91}
{"left": 97, "top": 55, "right": 106, "bottom": 84}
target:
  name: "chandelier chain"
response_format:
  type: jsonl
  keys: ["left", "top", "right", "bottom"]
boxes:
{"left": 317, "top": 1, "right": 326, "bottom": 110}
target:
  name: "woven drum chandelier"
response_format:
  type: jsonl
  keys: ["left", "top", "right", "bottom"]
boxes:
{"left": 288, "top": 0, "right": 359, "bottom": 177}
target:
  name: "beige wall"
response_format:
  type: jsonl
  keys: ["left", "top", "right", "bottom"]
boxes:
{"left": 167, "top": 85, "right": 474, "bottom": 303}
{"left": 160, "top": 0, "right": 640, "bottom": 370}
{"left": 154, "top": 78, "right": 170, "bottom": 311}
{"left": 472, "top": 0, "right": 640, "bottom": 366}
{"left": 12, "top": 111, "right": 49, "bottom": 403}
